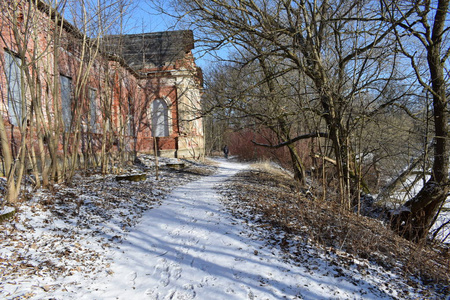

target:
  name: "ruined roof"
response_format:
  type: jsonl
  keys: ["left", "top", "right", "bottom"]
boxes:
{"left": 102, "top": 30, "right": 194, "bottom": 70}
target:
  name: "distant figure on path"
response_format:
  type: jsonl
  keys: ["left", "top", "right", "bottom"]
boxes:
{"left": 223, "top": 145, "right": 229, "bottom": 159}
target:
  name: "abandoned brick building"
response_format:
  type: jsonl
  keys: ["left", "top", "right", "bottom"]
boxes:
{"left": 102, "top": 31, "right": 204, "bottom": 157}
{"left": 0, "top": 0, "right": 204, "bottom": 163}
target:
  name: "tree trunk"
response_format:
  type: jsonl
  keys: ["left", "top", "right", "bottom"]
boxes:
{"left": 391, "top": 0, "right": 449, "bottom": 241}
{"left": 391, "top": 180, "right": 448, "bottom": 241}
{"left": 286, "top": 143, "right": 306, "bottom": 186}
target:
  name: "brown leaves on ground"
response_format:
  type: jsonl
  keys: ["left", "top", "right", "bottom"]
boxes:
{"left": 0, "top": 156, "right": 217, "bottom": 298}
{"left": 219, "top": 164, "right": 449, "bottom": 296}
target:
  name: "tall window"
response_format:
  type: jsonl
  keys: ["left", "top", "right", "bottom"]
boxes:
{"left": 151, "top": 99, "right": 169, "bottom": 137}
{"left": 60, "top": 75, "right": 72, "bottom": 131}
{"left": 127, "top": 97, "right": 134, "bottom": 137}
{"left": 88, "top": 88, "right": 97, "bottom": 132}
{"left": 4, "top": 51, "right": 23, "bottom": 126}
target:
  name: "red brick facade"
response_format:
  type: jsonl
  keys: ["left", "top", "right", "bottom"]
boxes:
{"left": 0, "top": 0, "right": 204, "bottom": 161}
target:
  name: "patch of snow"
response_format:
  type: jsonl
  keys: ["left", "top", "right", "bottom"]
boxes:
{"left": 0, "top": 206, "right": 14, "bottom": 215}
{"left": 0, "top": 158, "right": 446, "bottom": 299}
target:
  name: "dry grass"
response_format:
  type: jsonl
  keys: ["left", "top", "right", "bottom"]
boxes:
{"left": 220, "top": 163, "right": 449, "bottom": 296}
{"left": 250, "top": 161, "right": 295, "bottom": 181}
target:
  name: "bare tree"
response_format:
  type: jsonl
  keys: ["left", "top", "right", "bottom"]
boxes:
{"left": 203, "top": 55, "right": 319, "bottom": 185}
{"left": 150, "top": 0, "right": 450, "bottom": 241}
{"left": 0, "top": 0, "right": 132, "bottom": 206}
{"left": 155, "top": 0, "right": 413, "bottom": 204}
{"left": 0, "top": 0, "right": 60, "bottom": 202}
{"left": 387, "top": 0, "right": 450, "bottom": 241}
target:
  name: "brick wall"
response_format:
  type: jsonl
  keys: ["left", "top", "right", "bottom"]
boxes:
{"left": 0, "top": 0, "right": 204, "bottom": 160}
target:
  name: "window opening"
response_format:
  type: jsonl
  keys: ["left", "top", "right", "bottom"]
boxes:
{"left": 60, "top": 75, "right": 72, "bottom": 131}
{"left": 151, "top": 99, "right": 169, "bottom": 137}
{"left": 4, "top": 51, "right": 23, "bottom": 126}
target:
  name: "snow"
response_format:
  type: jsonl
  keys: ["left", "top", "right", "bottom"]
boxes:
{"left": 0, "top": 158, "right": 446, "bottom": 299}
{"left": 0, "top": 206, "right": 15, "bottom": 215}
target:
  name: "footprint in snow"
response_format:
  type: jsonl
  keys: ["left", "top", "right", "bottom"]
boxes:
{"left": 198, "top": 275, "right": 217, "bottom": 288}
{"left": 154, "top": 258, "right": 168, "bottom": 273}
{"left": 172, "top": 266, "right": 182, "bottom": 280}
{"left": 182, "top": 284, "right": 196, "bottom": 299}
{"left": 169, "top": 229, "right": 181, "bottom": 237}
{"left": 167, "top": 284, "right": 196, "bottom": 300}
{"left": 145, "top": 288, "right": 160, "bottom": 300}
{"left": 154, "top": 259, "right": 183, "bottom": 287}
{"left": 160, "top": 270, "right": 170, "bottom": 287}
{"left": 244, "top": 286, "right": 255, "bottom": 300}
{"left": 126, "top": 271, "right": 137, "bottom": 285}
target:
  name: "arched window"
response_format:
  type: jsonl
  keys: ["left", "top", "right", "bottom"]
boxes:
{"left": 151, "top": 99, "right": 169, "bottom": 137}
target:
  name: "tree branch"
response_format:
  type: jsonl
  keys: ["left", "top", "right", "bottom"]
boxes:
{"left": 251, "top": 132, "right": 329, "bottom": 148}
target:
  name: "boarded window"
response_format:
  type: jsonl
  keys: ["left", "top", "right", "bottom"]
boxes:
{"left": 151, "top": 99, "right": 169, "bottom": 137}
{"left": 60, "top": 75, "right": 72, "bottom": 131}
{"left": 89, "top": 88, "right": 97, "bottom": 132}
{"left": 4, "top": 51, "right": 23, "bottom": 126}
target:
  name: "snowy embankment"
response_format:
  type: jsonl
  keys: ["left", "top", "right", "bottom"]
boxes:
{"left": 1, "top": 158, "right": 447, "bottom": 299}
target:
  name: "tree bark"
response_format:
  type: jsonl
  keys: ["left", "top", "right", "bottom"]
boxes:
{"left": 391, "top": 0, "right": 449, "bottom": 241}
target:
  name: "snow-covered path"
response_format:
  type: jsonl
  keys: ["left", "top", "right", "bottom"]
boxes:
{"left": 78, "top": 159, "right": 394, "bottom": 300}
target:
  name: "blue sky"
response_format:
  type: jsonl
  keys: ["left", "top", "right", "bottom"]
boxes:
{"left": 61, "top": 0, "right": 225, "bottom": 70}
{"left": 125, "top": 1, "right": 225, "bottom": 70}
{"left": 126, "top": 1, "right": 178, "bottom": 34}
